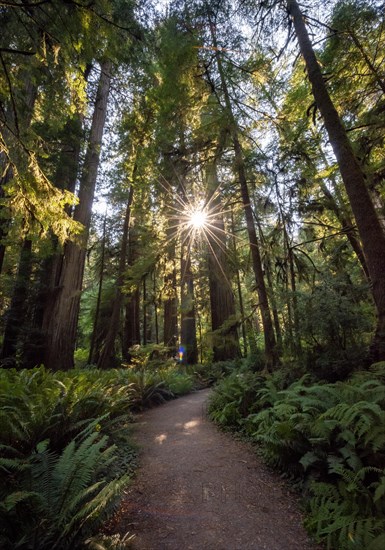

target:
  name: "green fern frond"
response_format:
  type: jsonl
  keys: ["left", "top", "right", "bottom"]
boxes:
{"left": 373, "top": 471, "right": 385, "bottom": 503}
{"left": 84, "top": 531, "right": 135, "bottom": 550}
{"left": 71, "top": 474, "right": 130, "bottom": 527}
{"left": 0, "top": 490, "right": 42, "bottom": 512}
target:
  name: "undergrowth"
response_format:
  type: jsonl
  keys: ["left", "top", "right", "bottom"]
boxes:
{"left": 0, "top": 360, "right": 195, "bottom": 549}
{"left": 208, "top": 362, "right": 385, "bottom": 549}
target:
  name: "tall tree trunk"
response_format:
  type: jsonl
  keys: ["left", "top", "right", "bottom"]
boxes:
{"left": 0, "top": 170, "right": 12, "bottom": 274}
{"left": 1, "top": 238, "right": 33, "bottom": 365}
{"left": 98, "top": 185, "right": 134, "bottom": 369}
{"left": 180, "top": 251, "right": 198, "bottom": 364}
{"left": 231, "top": 209, "right": 247, "bottom": 357}
{"left": 143, "top": 276, "right": 148, "bottom": 346}
{"left": 123, "top": 290, "right": 141, "bottom": 359}
{"left": 311, "top": 134, "right": 370, "bottom": 279}
{"left": 288, "top": 0, "right": 385, "bottom": 361}
{"left": 21, "top": 110, "right": 86, "bottom": 367}
{"left": 143, "top": 275, "right": 153, "bottom": 344}
{"left": 269, "top": 179, "right": 297, "bottom": 352}
{"left": 176, "top": 161, "right": 198, "bottom": 365}
{"left": 162, "top": 158, "right": 182, "bottom": 358}
{"left": 287, "top": 237, "right": 301, "bottom": 352}
{"left": 163, "top": 243, "right": 178, "bottom": 355}
{"left": 153, "top": 270, "right": 159, "bottom": 344}
{"left": 43, "top": 60, "right": 112, "bottom": 370}
{"left": 38, "top": 64, "right": 91, "bottom": 333}
{"left": 209, "top": 20, "right": 277, "bottom": 369}
{"left": 320, "top": 182, "right": 370, "bottom": 280}
{"left": 88, "top": 213, "right": 107, "bottom": 365}
{"left": 264, "top": 255, "right": 283, "bottom": 351}
{"left": 123, "top": 227, "right": 141, "bottom": 361}
{"left": 205, "top": 160, "right": 240, "bottom": 361}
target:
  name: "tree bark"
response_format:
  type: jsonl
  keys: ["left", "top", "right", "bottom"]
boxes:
{"left": 209, "top": 20, "right": 277, "bottom": 369}
{"left": 153, "top": 270, "right": 159, "bottom": 344}
{"left": 98, "top": 185, "right": 134, "bottom": 369}
{"left": 1, "top": 238, "right": 33, "bottom": 365}
{"left": 162, "top": 159, "right": 182, "bottom": 358}
{"left": 288, "top": 0, "right": 385, "bottom": 361}
{"left": 231, "top": 209, "right": 247, "bottom": 357}
{"left": 123, "top": 290, "right": 141, "bottom": 359}
{"left": 205, "top": 160, "right": 240, "bottom": 361}
{"left": 88, "top": 213, "right": 107, "bottom": 365}
{"left": 180, "top": 251, "right": 198, "bottom": 364}
{"left": 43, "top": 60, "right": 112, "bottom": 370}
{"left": 123, "top": 227, "right": 141, "bottom": 361}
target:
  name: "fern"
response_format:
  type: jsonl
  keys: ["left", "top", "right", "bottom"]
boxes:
{"left": 0, "top": 368, "right": 140, "bottom": 550}
{"left": 84, "top": 532, "right": 135, "bottom": 549}
{"left": 305, "top": 479, "right": 385, "bottom": 549}
{"left": 0, "top": 363, "right": 195, "bottom": 548}
{"left": 209, "top": 366, "right": 385, "bottom": 549}
{"left": 0, "top": 427, "right": 130, "bottom": 549}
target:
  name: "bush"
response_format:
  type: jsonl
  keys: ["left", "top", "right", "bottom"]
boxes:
{"left": 0, "top": 430, "right": 130, "bottom": 550}
{"left": 160, "top": 370, "right": 194, "bottom": 396}
{"left": 208, "top": 370, "right": 267, "bottom": 428}
{"left": 187, "top": 359, "right": 240, "bottom": 388}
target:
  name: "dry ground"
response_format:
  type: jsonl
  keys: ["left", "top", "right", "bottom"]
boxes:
{"left": 108, "top": 389, "right": 321, "bottom": 550}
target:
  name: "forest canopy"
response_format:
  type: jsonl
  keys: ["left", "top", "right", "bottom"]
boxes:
{"left": 0, "top": 0, "right": 384, "bottom": 375}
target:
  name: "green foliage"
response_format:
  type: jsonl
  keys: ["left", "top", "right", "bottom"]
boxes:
{"left": 209, "top": 364, "right": 385, "bottom": 548}
{"left": 74, "top": 348, "right": 92, "bottom": 369}
{"left": 118, "top": 344, "right": 195, "bottom": 407}
{"left": 160, "top": 369, "right": 194, "bottom": 396}
{"left": 124, "top": 369, "right": 174, "bottom": 409}
{"left": 0, "top": 367, "right": 134, "bottom": 455}
{"left": 0, "top": 367, "right": 138, "bottom": 549}
{"left": 85, "top": 532, "right": 135, "bottom": 549}
{"left": 0, "top": 432, "right": 130, "bottom": 549}
{"left": 305, "top": 478, "right": 385, "bottom": 550}
{"left": 208, "top": 370, "right": 266, "bottom": 428}
{"left": 0, "top": 362, "right": 194, "bottom": 546}
{"left": 297, "top": 278, "right": 373, "bottom": 380}
{"left": 127, "top": 343, "right": 174, "bottom": 371}
{"left": 187, "top": 360, "right": 240, "bottom": 388}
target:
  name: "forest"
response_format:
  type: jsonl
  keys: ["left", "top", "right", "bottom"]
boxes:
{"left": 0, "top": 0, "right": 385, "bottom": 548}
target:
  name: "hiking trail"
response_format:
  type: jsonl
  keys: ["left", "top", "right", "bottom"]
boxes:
{"left": 108, "top": 389, "right": 320, "bottom": 550}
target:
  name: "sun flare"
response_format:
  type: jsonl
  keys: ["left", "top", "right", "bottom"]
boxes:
{"left": 189, "top": 209, "right": 207, "bottom": 229}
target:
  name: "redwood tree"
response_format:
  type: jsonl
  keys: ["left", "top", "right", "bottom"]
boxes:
{"left": 208, "top": 15, "right": 278, "bottom": 369}
{"left": 43, "top": 60, "right": 112, "bottom": 370}
{"left": 205, "top": 158, "right": 240, "bottom": 361}
{"left": 287, "top": 0, "right": 385, "bottom": 361}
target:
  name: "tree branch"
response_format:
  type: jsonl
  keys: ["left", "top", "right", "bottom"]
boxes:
{"left": 0, "top": 53, "right": 19, "bottom": 136}
{"left": 0, "top": 0, "right": 50, "bottom": 6}
{"left": 0, "top": 47, "right": 36, "bottom": 55}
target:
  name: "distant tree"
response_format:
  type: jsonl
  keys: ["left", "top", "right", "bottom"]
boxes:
{"left": 205, "top": 9, "right": 278, "bottom": 368}
{"left": 205, "top": 153, "right": 240, "bottom": 361}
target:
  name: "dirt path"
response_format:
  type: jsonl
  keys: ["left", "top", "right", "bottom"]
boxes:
{"left": 110, "top": 389, "right": 320, "bottom": 550}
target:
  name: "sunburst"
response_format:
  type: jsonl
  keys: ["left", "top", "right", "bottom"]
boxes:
{"left": 188, "top": 208, "right": 208, "bottom": 229}
{"left": 155, "top": 172, "right": 246, "bottom": 289}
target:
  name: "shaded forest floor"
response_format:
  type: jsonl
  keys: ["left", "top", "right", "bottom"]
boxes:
{"left": 107, "top": 389, "right": 321, "bottom": 549}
